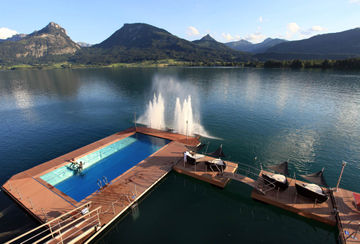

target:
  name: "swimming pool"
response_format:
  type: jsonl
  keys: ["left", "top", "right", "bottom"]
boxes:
{"left": 40, "top": 133, "right": 170, "bottom": 202}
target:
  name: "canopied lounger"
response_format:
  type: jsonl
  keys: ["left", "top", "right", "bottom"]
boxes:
{"left": 262, "top": 162, "right": 289, "bottom": 190}
{"left": 205, "top": 145, "right": 227, "bottom": 172}
{"left": 295, "top": 168, "right": 329, "bottom": 203}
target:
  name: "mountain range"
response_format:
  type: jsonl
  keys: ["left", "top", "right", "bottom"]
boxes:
{"left": 225, "top": 38, "right": 287, "bottom": 53}
{"left": 70, "top": 23, "right": 249, "bottom": 64}
{"left": 0, "top": 22, "right": 360, "bottom": 65}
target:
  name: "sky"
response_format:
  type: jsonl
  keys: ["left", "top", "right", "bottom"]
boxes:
{"left": 0, "top": 0, "right": 359, "bottom": 44}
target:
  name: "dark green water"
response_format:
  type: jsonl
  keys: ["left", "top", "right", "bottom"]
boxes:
{"left": 1, "top": 67, "right": 359, "bottom": 243}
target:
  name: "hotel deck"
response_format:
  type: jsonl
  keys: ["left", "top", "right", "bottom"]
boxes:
{"left": 2, "top": 127, "right": 360, "bottom": 244}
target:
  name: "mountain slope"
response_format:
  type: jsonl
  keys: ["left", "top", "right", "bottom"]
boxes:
{"left": 71, "top": 23, "right": 250, "bottom": 64}
{"left": 259, "top": 28, "right": 360, "bottom": 60}
{"left": 226, "top": 38, "right": 287, "bottom": 53}
{"left": 226, "top": 40, "right": 252, "bottom": 52}
{"left": 193, "top": 34, "right": 233, "bottom": 51}
{"left": 0, "top": 22, "right": 80, "bottom": 64}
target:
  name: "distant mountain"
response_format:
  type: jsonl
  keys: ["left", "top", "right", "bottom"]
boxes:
{"left": 226, "top": 38, "right": 287, "bottom": 53}
{"left": 226, "top": 40, "right": 252, "bottom": 51}
{"left": 258, "top": 28, "right": 360, "bottom": 60}
{"left": 0, "top": 22, "right": 80, "bottom": 64}
{"left": 71, "top": 23, "right": 250, "bottom": 64}
{"left": 193, "top": 34, "right": 233, "bottom": 51}
{"left": 77, "top": 42, "right": 92, "bottom": 47}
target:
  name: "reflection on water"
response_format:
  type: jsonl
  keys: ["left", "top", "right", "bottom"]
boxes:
{"left": 264, "top": 128, "right": 318, "bottom": 173}
{"left": 1, "top": 67, "right": 360, "bottom": 243}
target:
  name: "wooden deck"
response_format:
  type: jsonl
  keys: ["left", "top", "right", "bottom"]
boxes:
{"left": 333, "top": 188, "right": 360, "bottom": 243}
{"left": 2, "top": 127, "right": 199, "bottom": 243}
{"left": 4, "top": 126, "right": 360, "bottom": 244}
{"left": 251, "top": 170, "right": 336, "bottom": 226}
{"left": 173, "top": 156, "right": 238, "bottom": 188}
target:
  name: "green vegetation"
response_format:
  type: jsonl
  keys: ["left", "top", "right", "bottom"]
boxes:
{"left": 2, "top": 58, "right": 360, "bottom": 71}
{"left": 263, "top": 58, "right": 360, "bottom": 69}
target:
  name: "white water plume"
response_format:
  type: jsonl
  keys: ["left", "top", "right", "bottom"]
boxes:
{"left": 138, "top": 93, "right": 165, "bottom": 130}
{"left": 137, "top": 75, "right": 216, "bottom": 138}
{"left": 138, "top": 93, "right": 213, "bottom": 138}
{"left": 174, "top": 96, "right": 193, "bottom": 135}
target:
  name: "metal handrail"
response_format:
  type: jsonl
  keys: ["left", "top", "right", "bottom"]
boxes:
{"left": 6, "top": 202, "right": 92, "bottom": 244}
{"left": 32, "top": 206, "right": 101, "bottom": 244}
{"left": 58, "top": 217, "right": 100, "bottom": 244}
{"left": 224, "top": 162, "right": 277, "bottom": 192}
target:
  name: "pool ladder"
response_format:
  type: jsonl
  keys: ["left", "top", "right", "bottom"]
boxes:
{"left": 97, "top": 176, "right": 109, "bottom": 190}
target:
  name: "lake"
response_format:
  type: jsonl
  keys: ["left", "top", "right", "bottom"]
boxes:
{"left": 1, "top": 67, "right": 360, "bottom": 243}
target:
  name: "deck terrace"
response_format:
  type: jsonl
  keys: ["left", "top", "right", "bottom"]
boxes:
{"left": 251, "top": 170, "right": 336, "bottom": 226}
{"left": 173, "top": 156, "right": 238, "bottom": 188}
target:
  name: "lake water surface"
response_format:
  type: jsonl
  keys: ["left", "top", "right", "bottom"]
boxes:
{"left": 1, "top": 67, "right": 360, "bottom": 243}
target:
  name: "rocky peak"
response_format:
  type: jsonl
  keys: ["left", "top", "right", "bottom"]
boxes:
{"left": 33, "top": 22, "right": 67, "bottom": 36}
{"left": 200, "top": 34, "right": 216, "bottom": 42}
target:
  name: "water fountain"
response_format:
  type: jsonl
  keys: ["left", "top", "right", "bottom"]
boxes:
{"left": 138, "top": 93, "right": 211, "bottom": 137}
{"left": 137, "top": 93, "right": 165, "bottom": 130}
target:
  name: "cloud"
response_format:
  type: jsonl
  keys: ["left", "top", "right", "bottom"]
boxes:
{"left": 186, "top": 26, "right": 200, "bottom": 36}
{"left": 300, "top": 25, "right": 326, "bottom": 36}
{"left": 285, "top": 22, "right": 326, "bottom": 39}
{"left": 221, "top": 33, "right": 236, "bottom": 41}
{"left": 259, "top": 16, "right": 263, "bottom": 23}
{"left": 244, "top": 32, "right": 266, "bottom": 43}
{"left": 349, "top": 0, "right": 360, "bottom": 4}
{"left": 311, "top": 25, "right": 325, "bottom": 31}
{"left": 287, "top": 22, "right": 300, "bottom": 33}
{"left": 0, "top": 27, "right": 18, "bottom": 39}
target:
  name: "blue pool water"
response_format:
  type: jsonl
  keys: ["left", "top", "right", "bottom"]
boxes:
{"left": 41, "top": 133, "right": 170, "bottom": 202}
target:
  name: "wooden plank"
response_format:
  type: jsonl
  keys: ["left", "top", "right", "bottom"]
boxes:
{"left": 333, "top": 188, "right": 360, "bottom": 243}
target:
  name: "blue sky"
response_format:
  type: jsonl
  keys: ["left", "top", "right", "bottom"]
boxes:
{"left": 0, "top": 0, "right": 359, "bottom": 44}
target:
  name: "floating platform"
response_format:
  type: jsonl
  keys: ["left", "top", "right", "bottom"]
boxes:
{"left": 173, "top": 156, "right": 238, "bottom": 188}
{"left": 3, "top": 127, "right": 360, "bottom": 243}
{"left": 2, "top": 127, "right": 199, "bottom": 243}
{"left": 251, "top": 170, "right": 336, "bottom": 226}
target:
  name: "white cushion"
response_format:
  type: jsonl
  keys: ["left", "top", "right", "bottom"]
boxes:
{"left": 305, "top": 184, "right": 323, "bottom": 194}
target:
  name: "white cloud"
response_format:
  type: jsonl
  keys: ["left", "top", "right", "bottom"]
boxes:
{"left": 349, "top": 0, "right": 360, "bottom": 4}
{"left": 285, "top": 22, "right": 326, "bottom": 39}
{"left": 186, "top": 26, "right": 200, "bottom": 36}
{"left": 244, "top": 32, "right": 266, "bottom": 43}
{"left": 287, "top": 22, "right": 300, "bottom": 33}
{"left": 0, "top": 27, "right": 18, "bottom": 39}
{"left": 300, "top": 25, "right": 326, "bottom": 36}
{"left": 259, "top": 16, "right": 263, "bottom": 23}
{"left": 310, "top": 25, "right": 324, "bottom": 32}
{"left": 222, "top": 33, "right": 236, "bottom": 41}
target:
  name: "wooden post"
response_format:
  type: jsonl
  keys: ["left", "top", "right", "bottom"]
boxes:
{"left": 336, "top": 161, "right": 347, "bottom": 192}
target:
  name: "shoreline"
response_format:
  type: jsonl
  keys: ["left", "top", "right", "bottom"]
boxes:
{"left": 1, "top": 59, "right": 360, "bottom": 71}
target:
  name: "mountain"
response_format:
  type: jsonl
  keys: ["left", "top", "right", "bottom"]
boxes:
{"left": 258, "top": 28, "right": 360, "bottom": 60}
{"left": 0, "top": 22, "right": 80, "bottom": 64}
{"left": 226, "top": 40, "right": 252, "bottom": 51}
{"left": 71, "top": 23, "right": 250, "bottom": 64}
{"left": 226, "top": 38, "right": 287, "bottom": 53}
{"left": 192, "top": 34, "right": 233, "bottom": 51}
